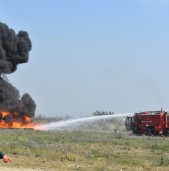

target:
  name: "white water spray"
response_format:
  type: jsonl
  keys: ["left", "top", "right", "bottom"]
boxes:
{"left": 34, "top": 113, "right": 133, "bottom": 131}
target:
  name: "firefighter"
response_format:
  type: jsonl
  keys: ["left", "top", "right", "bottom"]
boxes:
{"left": 0, "top": 152, "right": 11, "bottom": 163}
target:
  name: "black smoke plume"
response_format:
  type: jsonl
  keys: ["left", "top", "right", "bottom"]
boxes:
{"left": 0, "top": 22, "right": 36, "bottom": 120}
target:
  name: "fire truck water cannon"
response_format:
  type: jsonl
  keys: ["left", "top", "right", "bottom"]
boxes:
{"left": 125, "top": 109, "right": 169, "bottom": 136}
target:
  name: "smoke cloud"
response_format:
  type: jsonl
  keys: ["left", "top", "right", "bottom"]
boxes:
{"left": 0, "top": 22, "right": 36, "bottom": 119}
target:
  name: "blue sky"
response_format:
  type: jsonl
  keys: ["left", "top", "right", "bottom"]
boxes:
{"left": 1, "top": 0, "right": 169, "bottom": 117}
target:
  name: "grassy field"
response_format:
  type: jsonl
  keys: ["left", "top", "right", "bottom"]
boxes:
{"left": 0, "top": 128, "right": 169, "bottom": 171}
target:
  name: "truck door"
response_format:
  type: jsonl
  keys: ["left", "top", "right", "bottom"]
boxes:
{"left": 125, "top": 117, "right": 133, "bottom": 131}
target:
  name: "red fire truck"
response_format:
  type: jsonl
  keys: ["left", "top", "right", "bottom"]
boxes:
{"left": 125, "top": 110, "right": 169, "bottom": 135}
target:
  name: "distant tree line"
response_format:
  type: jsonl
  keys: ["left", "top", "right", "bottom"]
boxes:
{"left": 92, "top": 110, "right": 114, "bottom": 116}
{"left": 35, "top": 114, "right": 72, "bottom": 122}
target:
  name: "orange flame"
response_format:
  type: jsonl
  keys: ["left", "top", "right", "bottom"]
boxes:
{"left": 1, "top": 112, "right": 9, "bottom": 118}
{"left": 0, "top": 111, "right": 38, "bottom": 129}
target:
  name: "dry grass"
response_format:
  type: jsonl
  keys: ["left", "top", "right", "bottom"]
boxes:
{"left": 0, "top": 128, "right": 168, "bottom": 170}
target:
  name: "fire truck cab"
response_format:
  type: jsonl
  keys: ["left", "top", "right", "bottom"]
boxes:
{"left": 125, "top": 110, "right": 169, "bottom": 136}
